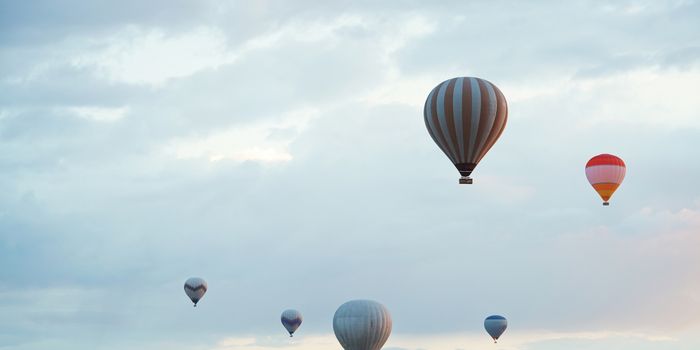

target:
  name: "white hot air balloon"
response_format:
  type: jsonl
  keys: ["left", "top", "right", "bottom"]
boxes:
{"left": 184, "top": 277, "right": 207, "bottom": 307}
{"left": 333, "top": 300, "right": 392, "bottom": 350}
{"left": 281, "top": 309, "right": 303, "bottom": 337}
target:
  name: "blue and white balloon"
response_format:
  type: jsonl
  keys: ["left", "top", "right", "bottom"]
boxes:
{"left": 281, "top": 309, "right": 303, "bottom": 337}
{"left": 484, "top": 315, "right": 507, "bottom": 343}
{"left": 333, "top": 300, "right": 392, "bottom": 350}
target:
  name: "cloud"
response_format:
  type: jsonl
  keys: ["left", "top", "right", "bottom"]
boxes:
{"left": 205, "top": 330, "right": 689, "bottom": 350}
{"left": 212, "top": 335, "right": 338, "bottom": 350}
{"left": 24, "top": 12, "right": 434, "bottom": 88}
{"left": 504, "top": 66, "right": 700, "bottom": 129}
{"left": 572, "top": 67, "right": 700, "bottom": 129}
{"left": 70, "top": 26, "right": 237, "bottom": 86}
{"left": 162, "top": 107, "right": 318, "bottom": 163}
{"left": 60, "top": 106, "right": 130, "bottom": 122}
{"left": 1, "top": 1, "right": 700, "bottom": 350}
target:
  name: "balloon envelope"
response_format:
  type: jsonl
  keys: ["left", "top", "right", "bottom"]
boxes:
{"left": 333, "top": 300, "right": 392, "bottom": 350}
{"left": 281, "top": 309, "right": 303, "bottom": 337}
{"left": 585, "top": 154, "right": 626, "bottom": 205}
{"left": 184, "top": 277, "right": 207, "bottom": 307}
{"left": 484, "top": 315, "right": 507, "bottom": 342}
{"left": 424, "top": 77, "right": 508, "bottom": 184}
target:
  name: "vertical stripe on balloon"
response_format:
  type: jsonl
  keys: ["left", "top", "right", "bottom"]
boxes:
{"left": 475, "top": 81, "right": 498, "bottom": 159}
{"left": 444, "top": 79, "right": 460, "bottom": 163}
{"left": 424, "top": 77, "right": 508, "bottom": 180}
{"left": 429, "top": 84, "right": 456, "bottom": 164}
{"left": 452, "top": 77, "right": 465, "bottom": 162}
{"left": 477, "top": 86, "right": 508, "bottom": 163}
{"left": 437, "top": 81, "right": 458, "bottom": 161}
{"left": 461, "top": 78, "right": 473, "bottom": 165}
{"left": 467, "top": 78, "right": 481, "bottom": 162}
{"left": 424, "top": 89, "right": 449, "bottom": 162}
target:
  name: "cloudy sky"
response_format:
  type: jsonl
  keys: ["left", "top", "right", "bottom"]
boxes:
{"left": 1, "top": 0, "right": 699, "bottom": 349}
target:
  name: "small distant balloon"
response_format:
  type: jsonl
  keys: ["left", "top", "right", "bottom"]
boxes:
{"left": 484, "top": 315, "right": 507, "bottom": 343}
{"left": 281, "top": 309, "right": 303, "bottom": 337}
{"left": 333, "top": 300, "right": 392, "bottom": 350}
{"left": 184, "top": 277, "right": 207, "bottom": 307}
{"left": 424, "top": 77, "right": 508, "bottom": 184}
{"left": 585, "top": 154, "right": 626, "bottom": 206}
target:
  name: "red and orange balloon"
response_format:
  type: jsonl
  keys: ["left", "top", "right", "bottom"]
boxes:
{"left": 585, "top": 154, "right": 626, "bottom": 206}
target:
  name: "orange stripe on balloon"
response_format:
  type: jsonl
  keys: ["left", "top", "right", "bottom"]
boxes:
{"left": 592, "top": 183, "right": 620, "bottom": 201}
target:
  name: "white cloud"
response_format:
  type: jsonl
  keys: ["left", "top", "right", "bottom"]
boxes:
{"left": 633, "top": 199, "right": 700, "bottom": 233}
{"left": 573, "top": 68, "right": 700, "bottom": 128}
{"left": 66, "top": 16, "right": 369, "bottom": 87}
{"left": 0, "top": 108, "right": 12, "bottom": 120}
{"left": 236, "top": 14, "right": 368, "bottom": 54}
{"left": 64, "top": 13, "right": 435, "bottom": 88}
{"left": 601, "top": 0, "right": 692, "bottom": 15}
{"left": 207, "top": 330, "right": 681, "bottom": 350}
{"left": 212, "top": 335, "right": 338, "bottom": 350}
{"left": 61, "top": 106, "right": 130, "bottom": 122}
{"left": 0, "top": 105, "right": 129, "bottom": 127}
{"left": 162, "top": 107, "right": 319, "bottom": 163}
{"left": 71, "top": 26, "right": 237, "bottom": 86}
{"left": 503, "top": 67, "right": 700, "bottom": 129}
{"left": 360, "top": 75, "right": 439, "bottom": 109}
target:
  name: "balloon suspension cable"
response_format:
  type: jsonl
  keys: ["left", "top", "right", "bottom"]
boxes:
{"left": 603, "top": 202, "right": 610, "bottom": 206}
{"left": 459, "top": 176, "right": 473, "bottom": 184}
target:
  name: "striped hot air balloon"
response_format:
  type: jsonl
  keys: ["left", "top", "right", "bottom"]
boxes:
{"left": 585, "top": 154, "right": 626, "bottom": 206}
{"left": 333, "top": 300, "right": 392, "bottom": 350}
{"left": 184, "top": 277, "right": 207, "bottom": 307}
{"left": 424, "top": 77, "right": 508, "bottom": 184}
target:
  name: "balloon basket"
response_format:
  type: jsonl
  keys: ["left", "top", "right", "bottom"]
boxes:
{"left": 459, "top": 176, "right": 473, "bottom": 184}
{"left": 603, "top": 202, "right": 609, "bottom": 206}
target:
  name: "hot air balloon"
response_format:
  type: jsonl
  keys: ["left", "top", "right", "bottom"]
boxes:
{"left": 281, "top": 309, "right": 303, "bottom": 337}
{"left": 484, "top": 315, "right": 507, "bottom": 343}
{"left": 333, "top": 300, "right": 392, "bottom": 350}
{"left": 424, "top": 77, "right": 508, "bottom": 184}
{"left": 585, "top": 154, "right": 626, "bottom": 206}
{"left": 184, "top": 277, "right": 207, "bottom": 307}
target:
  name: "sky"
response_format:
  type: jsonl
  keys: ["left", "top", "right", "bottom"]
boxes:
{"left": 1, "top": 0, "right": 699, "bottom": 349}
